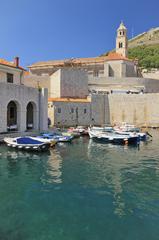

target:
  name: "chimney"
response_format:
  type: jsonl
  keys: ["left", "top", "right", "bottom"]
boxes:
{"left": 14, "top": 57, "right": 19, "bottom": 68}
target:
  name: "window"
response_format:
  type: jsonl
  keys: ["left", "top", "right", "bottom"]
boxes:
{"left": 119, "top": 42, "right": 123, "bottom": 48}
{"left": 120, "top": 31, "right": 124, "bottom": 36}
{"left": 7, "top": 73, "right": 13, "bottom": 83}
{"left": 84, "top": 109, "right": 87, "bottom": 114}
{"left": 58, "top": 108, "right": 61, "bottom": 113}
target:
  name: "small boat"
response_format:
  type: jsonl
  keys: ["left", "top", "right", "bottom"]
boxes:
{"left": 67, "top": 129, "right": 81, "bottom": 138}
{"left": 89, "top": 130, "right": 139, "bottom": 145}
{"left": 39, "top": 133, "right": 73, "bottom": 142}
{"left": 34, "top": 136, "right": 57, "bottom": 147}
{"left": 63, "top": 132, "right": 78, "bottom": 138}
{"left": 114, "top": 130, "right": 147, "bottom": 141}
{"left": 114, "top": 122, "right": 140, "bottom": 133}
{"left": 67, "top": 127, "right": 88, "bottom": 136}
{"left": 75, "top": 126, "right": 88, "bottom": 135}
{"left": 89, "top": 126, "right": 113, "bottom": 133}
{"left": 4, "top": 137, "right": 50, "bottom": 152}
{"left": 88, "top": 126, "right": 113, "bottom": 138}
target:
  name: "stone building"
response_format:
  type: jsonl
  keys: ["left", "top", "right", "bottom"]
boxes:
{"left": 0, "top": 57, "right": 48, "bottom": 133}
{"left": 26, "top": 22, "right": 159, "bottom": 127}
{"left": 27, "top": 22, "right": 159, "bottom": 95}
{"left": 48, "top": 97, "right": 91, "bottom": 127}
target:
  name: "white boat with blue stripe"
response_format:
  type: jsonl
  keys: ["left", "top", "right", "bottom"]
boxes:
{"left": 4, "top": 137, "right": 50, "bottom": 152}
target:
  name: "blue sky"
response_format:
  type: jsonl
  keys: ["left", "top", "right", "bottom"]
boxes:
{"left": 0, "top": 0, "right": 159, "bottom": 67}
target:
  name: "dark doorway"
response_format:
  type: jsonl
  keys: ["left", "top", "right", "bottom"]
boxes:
{"left": 7, "top": 101, "right": 18, "bottom": 131}
{"left": 26, "top": 102, "right": 34, "bottom": 130}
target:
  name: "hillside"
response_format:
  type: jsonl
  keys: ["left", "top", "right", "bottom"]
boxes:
{"left": 128, "top": 27, "right": 159, "bottom": 48}
{"left": 128, "top": 44, "right": 159, "bottom": 68}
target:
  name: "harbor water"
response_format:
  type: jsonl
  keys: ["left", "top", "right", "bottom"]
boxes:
{"left": 0, "top": 131, "right": 159, "bottom": 239}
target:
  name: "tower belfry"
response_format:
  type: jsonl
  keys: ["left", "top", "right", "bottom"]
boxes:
{"left": 116, "top": 22, "right": 128, "bottom": 57}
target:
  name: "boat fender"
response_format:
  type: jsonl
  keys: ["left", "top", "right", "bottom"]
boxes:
{"left": 124, "top": 138, "right": 128, "bottom": 145}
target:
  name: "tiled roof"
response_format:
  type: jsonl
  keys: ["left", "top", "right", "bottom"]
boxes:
{"left": 48, "top": 97, "right": 91, "bottom": 103}
{"left": 28, "top": 56, "right": 109, "bottom": 68}
{"left": 0, "top": 58, "right": 25, "bottom": 70}
{"left": 24, "top": 71, "right": 30, "bottom": 76}
{"left": 107, "top": 52, "right": 130, "bottom": 61}
{"left": 29, "top": 54, "right": 132, "bottom": 69}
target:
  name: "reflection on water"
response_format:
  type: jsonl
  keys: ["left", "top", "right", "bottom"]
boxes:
{"left": 87, "top": 140, "right": 130, "bottom": 216}
{"left": 0, "top": 146, "right": 63, "bottom": 187}
{"left": 0, "top": 132, "right": 159, "bottom": 239}
{"left": 41, "top": 149, "right": 63, "bottom": 185}
{"left": 87, "top": 138, "right": 159, "bottom": 217}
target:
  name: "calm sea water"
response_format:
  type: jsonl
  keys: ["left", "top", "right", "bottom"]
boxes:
{"left": 0, "top": 131, "right": 159, "bottom": 240}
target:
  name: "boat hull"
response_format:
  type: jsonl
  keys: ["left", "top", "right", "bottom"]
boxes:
{"left": 4, "top": 137, "right": 50, "bottom": 152}
{"left": 89, "top": 130, "right": 139, "bottom": 145}
{"left": 92, "top": 136, "right": 139, "bottom": 145}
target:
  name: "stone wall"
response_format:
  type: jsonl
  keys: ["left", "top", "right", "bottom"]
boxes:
{"left": 50, "top": 68, "right": 88, "bottom": 99}
{"left": 49, "top": 94, "right": 159, "bottom": 127}
{"left": 0, "top": 83, "right": 48, "bottom": 133}
{"left": 103, "top": 60, "right": 137, "bottom": 78}
{"left": 48, "top": 101, "right": 91, "bottom": 127}
{"left": 90, "top": 95, "right": 109, "bottom": 126}
{"left": 91, "top": 93, "right": 159, "bottom": 127}
{"left": 108, "top": 94, "right": 159, "bottom": 127}
{"left": 23, "top": 74, "right": 51, "bottom": 93}
{"left": 142, "top": 72, "right": 159, "bottom": 80}
{"left": 88, "top": 77, "right": 159, "bottom": 93}
{"left": 50, "top": 70, "right": 61, "bottom": 98}
{"left": 0, "top": 65, "right": 23, "bottom": 85}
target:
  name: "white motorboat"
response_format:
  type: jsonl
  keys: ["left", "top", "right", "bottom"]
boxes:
{"left": 88, "top": 129, "right": 139, "bottom": 145}
{"left": 4, "top": 137, "right": 50, "bottom": 152}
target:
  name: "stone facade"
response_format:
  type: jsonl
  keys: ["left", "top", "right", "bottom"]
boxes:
{"left": 50, "top": 68, "right": 88, "bottom": 98}
{"left": 48, "top": 99, "right": 91, "bottom": 127}
{"left": 88, "top": 77, "right": 159, "bottom": 93}
{"left": 48, "top": 94, "right": 159, "bottom": 128}
{"left": 0, "top": 64, "right": 23, "bottom": 85}
{"left": 0, "top": 60, "right": 48, "bottom": 133}
{"left": 116, "top": 22, "right": 128, "bottom": 58}
{"left": 93, "top": 93, "right": 159, "bottom": 127}
{"left": 26, "top": 22, "right": 159, "bottom": 128}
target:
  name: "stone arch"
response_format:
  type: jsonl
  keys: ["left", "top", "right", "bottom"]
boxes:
{"left": 7, "top": 100, "right": 20, "bottom": 131}
{"left": 26, "top": 101, "right": 38, "bottom": 130}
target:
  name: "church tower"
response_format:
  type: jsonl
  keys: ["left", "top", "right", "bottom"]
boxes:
{"left": 116, "top": 22, "right": 128, "bottom": 57}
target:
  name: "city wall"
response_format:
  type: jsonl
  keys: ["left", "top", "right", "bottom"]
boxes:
{"left": 48, "top": 94, "right": 159, "bottom": 127}
{"left": 108, "top": 94, "right": 159, "bottom": 127}
{"left": 88, "top": 77, "right": 159, "bottom": 93}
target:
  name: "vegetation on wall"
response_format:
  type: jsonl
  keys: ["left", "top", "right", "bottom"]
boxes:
{"left": 128, "top": 45, "right": 159, "bottom": 69}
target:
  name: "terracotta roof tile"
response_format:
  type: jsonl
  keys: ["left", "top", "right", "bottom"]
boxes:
{"left": 29, "top": 56, "right": 108, "bottom": 68}
{"left": 48, "top": 97, "right": 91, "bottom": 103}
{"left": 29, "top": 54, "right": 133, "bottom": 68}
{"left": 0, "top": 58, "right": 25, "bottom": 70}
{"left": 107, "top": 52, "right": 130, "bottom": 61}
{"left": 24, "top": 71, "right": 30, "bottom": 76}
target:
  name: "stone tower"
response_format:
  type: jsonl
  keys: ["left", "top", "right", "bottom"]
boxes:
{"left": 116, "top": 22, "right": 128, "bottom": 57}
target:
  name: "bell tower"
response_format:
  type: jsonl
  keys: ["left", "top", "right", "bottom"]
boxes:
{"left": 116, "top": 22, "right": 128, "bottom": 57}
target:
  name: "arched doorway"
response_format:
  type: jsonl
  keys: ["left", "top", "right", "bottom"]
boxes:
{"left": 7, "top": 101, "right": 18, "bottom": 131}
{"left": 26, "top": 102, "right": 38, "bottom": 130}
{"left": 26, "top": 102, "right": 34, "bottom": 130}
